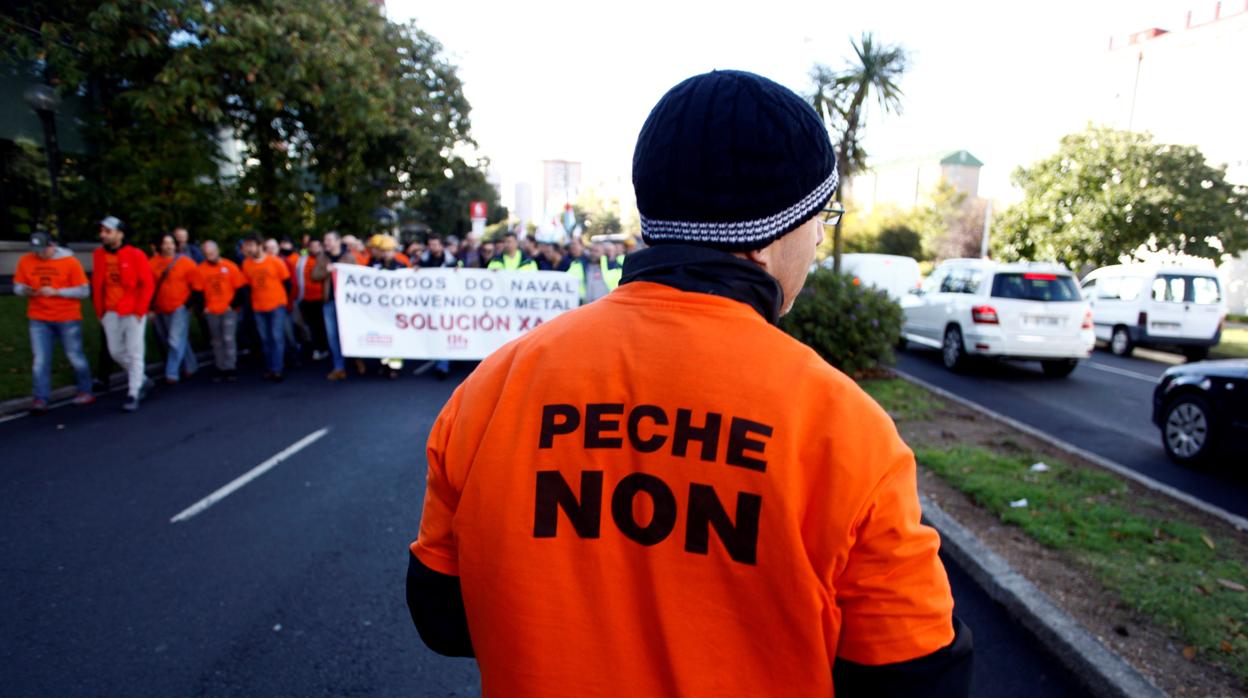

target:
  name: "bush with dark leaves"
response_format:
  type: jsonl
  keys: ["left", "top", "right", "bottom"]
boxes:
{"left": 780, "top": 269, "right": 903, "bottom": 376}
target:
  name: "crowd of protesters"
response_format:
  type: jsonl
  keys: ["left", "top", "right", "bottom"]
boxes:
{"left": 13, "top": 216, "right": 631, "bottom": 414}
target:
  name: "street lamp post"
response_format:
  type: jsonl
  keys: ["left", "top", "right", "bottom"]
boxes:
{"left": 23, "top": 83, "right": 62, "bottom": 237}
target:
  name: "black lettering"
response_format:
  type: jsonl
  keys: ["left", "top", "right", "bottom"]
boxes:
{"left": 685, "top": 484, "right": 761, "bottom": 565}
{"left": 533, "top": 470, "right": 602, "bottom": 538}
{"left": 539, "top": 404, "right": 580, "bottom": 448}
{"left": 671, "top": 409, "right": 722, "bottom": 462}
{"left": 627, "top": 405, "right": 668, "bottom": 453}
{"left": 725, "top": 418, "right": 773, "bottom": 472}
{"left": 611, "top": 473, "right": 677, "bottom": 546}
{"left": 584, "top": 403, "right": 624, "bottom": 449}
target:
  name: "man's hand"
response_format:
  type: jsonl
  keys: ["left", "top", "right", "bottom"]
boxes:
{"left": 38, "top": 286, "right": 57, "bottom": 297}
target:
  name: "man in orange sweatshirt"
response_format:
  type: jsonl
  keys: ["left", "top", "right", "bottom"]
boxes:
{"left": 407, "top": 70, "right": 972, "bottom": 696}
{"left": 92, "top": 216, "right": 155, "bottom": 412}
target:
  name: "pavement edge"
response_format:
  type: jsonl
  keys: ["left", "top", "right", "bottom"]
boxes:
{"left": 921, "top": 495, "right": 1166, "bottom": 698}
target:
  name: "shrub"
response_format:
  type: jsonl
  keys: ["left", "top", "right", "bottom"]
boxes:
{"left": 780, "top": 269, "right": 903, "bottom": 376}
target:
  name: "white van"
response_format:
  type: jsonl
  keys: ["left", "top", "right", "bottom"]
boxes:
{"left": 1080, "top": 265, "right": 1227, "bottom": 361}
{"left": 820, "top": 254, "right": 921, "bottom": 301}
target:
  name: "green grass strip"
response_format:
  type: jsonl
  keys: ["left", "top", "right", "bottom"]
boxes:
{"left": 860, "top": 377, "right": 939, "bottom": 422}
{"left": 919, "top": 445, "right": 1248, "bottom": 681}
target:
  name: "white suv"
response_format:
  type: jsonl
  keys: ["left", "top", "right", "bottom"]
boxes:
{"left": 900, "top": 259, "right": 1095, "bottom": 377}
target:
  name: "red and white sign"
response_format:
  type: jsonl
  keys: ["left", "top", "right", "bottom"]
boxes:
{"left": 334, "top": 265, "right": 579, "bottom": 359}
{"left": 470, "top": 201, "right": 488, "bottom": 220}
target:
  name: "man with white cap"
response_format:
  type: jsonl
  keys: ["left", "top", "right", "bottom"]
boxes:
{"left": 92, "top": 216, "right": 155, "bottom": 412}
{"left": 407, "top": 70, "right": 971, "bottom": 696}
{"left": 13, "top": 231, "right": 94, "bottom": 413}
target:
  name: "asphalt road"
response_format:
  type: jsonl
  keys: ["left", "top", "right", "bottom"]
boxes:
{"left": 2, "top": 361, "right": 1086, "bottom": 697}
{"left": 895, "top": 344, "right": 1248, "bottom": 518}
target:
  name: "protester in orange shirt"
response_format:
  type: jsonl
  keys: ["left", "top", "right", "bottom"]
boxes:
{"left": 13, "top": 231, "right": 94, "bottom": 413}
{"left": 289, "top": 238, "right": 329, "bottom": 362}
{"left": 92, "top": 215, "right": 155, "bottom": 412}
{"left": 197, "top": 240, "right": 247, "bottom": 381}
{"left": 408, "top": 70, "right": 971, "bottom": 697}
{"left": 241, "top": 235, "right": 291, "bottom": 381}
{"left": 149, "top": 233, "right": 202, "bottom": 384}
{"left": 343, "top": 234, "right": 371, "bottom": 266}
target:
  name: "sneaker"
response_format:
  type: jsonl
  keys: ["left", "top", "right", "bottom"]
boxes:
{"left": 164, "top": 377, "right": 179, "bottom": 386}
{"left": 435, "top": 367, "right": 451, "bottom": 381}
{"left": 312, "top": 350, "right": 329, "bottom": 361}
{"left": 72, "top": 393, "right": 96, "bottom": 406}
{"left": 122, "top": 395, "right": 140, "bottom": 412}
{"left": 225, "top": 370, "right": 238, "bottom": 383}
{"left": 326, "top": 369, "right": 347, "bottom": 381}
{"left": 31, "top": 398, "right": 49, "bottom": 415}
{"left": 140, "top": 378, "right": 155, "bottom": 399}
{"left": 272, "top": 372, "right": 284, "bottom": 383}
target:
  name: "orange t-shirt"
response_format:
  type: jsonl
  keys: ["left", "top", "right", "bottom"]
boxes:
{"left": 412, "top": 281, "right": 955, "bottom": 696}
{"left": 353, "top": 250, "right": 371, "bottom": 266}
{"left": 242, "top": 255, "right": 290, "bottom": 312}
{"left": 287, "top": 254, "right": 324, "bottom": 303}
{"left": 14, "top": 252, "right": 88, "bottom": 322}
{"left": 149, "top": 255, "right": 201, "bottom": 314}
{"left": 395, "top": 252, "right": 411, "bottom": 267}
{"left": 197, "top": 259, "right": 248, "bottom": 314}
{"left": 101, "top": 253, "right": 125, "bottom": 312}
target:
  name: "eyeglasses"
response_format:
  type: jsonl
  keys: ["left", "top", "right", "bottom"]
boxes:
{"left": 820, "top": 204, "right": 845, "bottom": 229}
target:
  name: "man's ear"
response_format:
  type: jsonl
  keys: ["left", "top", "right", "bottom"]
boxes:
{"left": 739, "top": 244, "right": 772, "bottom": 271}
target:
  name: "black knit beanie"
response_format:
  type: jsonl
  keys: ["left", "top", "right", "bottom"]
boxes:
{"left": 632, "top": 70, "right": 838, "bottom": 252}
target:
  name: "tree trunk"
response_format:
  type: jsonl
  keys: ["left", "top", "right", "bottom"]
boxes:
{"left": 255, "top": 111, "right": 282, "bottom": 240}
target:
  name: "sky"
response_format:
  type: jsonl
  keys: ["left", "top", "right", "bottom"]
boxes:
{"left": 386, "top": 0, "right": 1228, "bottom": 212}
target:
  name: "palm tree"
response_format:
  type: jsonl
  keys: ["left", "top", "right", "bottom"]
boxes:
{"left": 811, "top": 33, "right": 908, "bottom": 272}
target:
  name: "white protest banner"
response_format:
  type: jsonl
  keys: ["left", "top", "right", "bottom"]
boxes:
{"left": 334, "top": 265, "right": 580, "bottom": 359}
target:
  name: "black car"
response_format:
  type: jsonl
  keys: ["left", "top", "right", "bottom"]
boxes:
{"left": 1152, "top": 359, "right": 1248, "bottom": 465}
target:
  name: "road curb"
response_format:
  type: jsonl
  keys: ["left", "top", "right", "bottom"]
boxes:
{"left": 893, "top": 368, "right": 1248, "bottom": 533}
{"left": 921, "top": 496, "right": 1165, "bottom": 698}
{"left": 0, "top": 350, "right": 215, "bottom": 419}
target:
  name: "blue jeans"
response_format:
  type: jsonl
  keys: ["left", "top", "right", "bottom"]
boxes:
{"left": 30, "top": 320, "right": 93, "bottom": 402}
{"left": 254, "top": 306, "right": 287, "bottom": 374}
{"left": 323, "top": 301, "right": 345, "bottom": 372}
{"left": 154, "top": 306, "right": 198, "bottom": 381}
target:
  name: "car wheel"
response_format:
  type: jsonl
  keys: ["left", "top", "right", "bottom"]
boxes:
{"left": 1110, "top": 326, "right": 1134, "bottom": 357}
{"left": 1182, "top": 346, "right": 1209, "bottom": 362}
{"left": 1162, "top": 394, "right": 1216, "bottom": 465}
{"left": 1041, "top": 359, "right": 1078, "bottom": 378}
{"left": 942, "top": 326, "right": 969, "bottom": 372}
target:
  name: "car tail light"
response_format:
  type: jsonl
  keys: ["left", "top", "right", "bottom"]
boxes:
{"left": 1082, "top": 310, "right": 1093, "bottom": 329}
{"left": 1138, "top": 311, "right": 1148, "bottom": 327}
{"left": 972, "top": 305, "right": 999, "bottom": 324}
{"left": 1024, "top": 273, "right": 1057, "bottom": 280}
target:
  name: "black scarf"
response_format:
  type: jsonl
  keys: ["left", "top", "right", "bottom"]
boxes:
{"left": 620, "top": 244, "right": 782, "bottom": 325}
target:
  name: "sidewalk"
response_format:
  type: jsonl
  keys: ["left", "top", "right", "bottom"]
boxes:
{"left": 0, "top": 349, "right": 215, "bottom": 418}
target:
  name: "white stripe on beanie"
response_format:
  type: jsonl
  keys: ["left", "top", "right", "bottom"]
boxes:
{"left": 640, "top": 169, "right": 838, "bottom": 246}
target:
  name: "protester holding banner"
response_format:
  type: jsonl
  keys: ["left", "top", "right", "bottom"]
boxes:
{"left": 197, "top": 240, "right": 247, "bottom": 382}
{"left": 241, "top": 235, "right": 291, "bottom": 381}
{"left": 567, "top": 240, "right": 621, "bottom": 304}
{"left": 311, "top": 231, "right": 354, "bottom": 381}
{"left": 149, "top": 233, "right": 202, "bottom": 384}
{"left": 486, "top": 232, "right": 536, "bottom": 271}
{"left": 416, "top": 236, "right": 456, "bottom": 269}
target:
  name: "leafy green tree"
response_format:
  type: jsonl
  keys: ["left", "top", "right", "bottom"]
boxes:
{"left": 810, "top": 33, "right": 908, "bottom": 272}
{"left": 993, "top": 126, "right": 1248, "bottom": 269}
{"left": 877, "top": 225, "right": 923, "bottom": 258}
{"left": 2, "top": 0, "right": 492, "bottom": 243}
